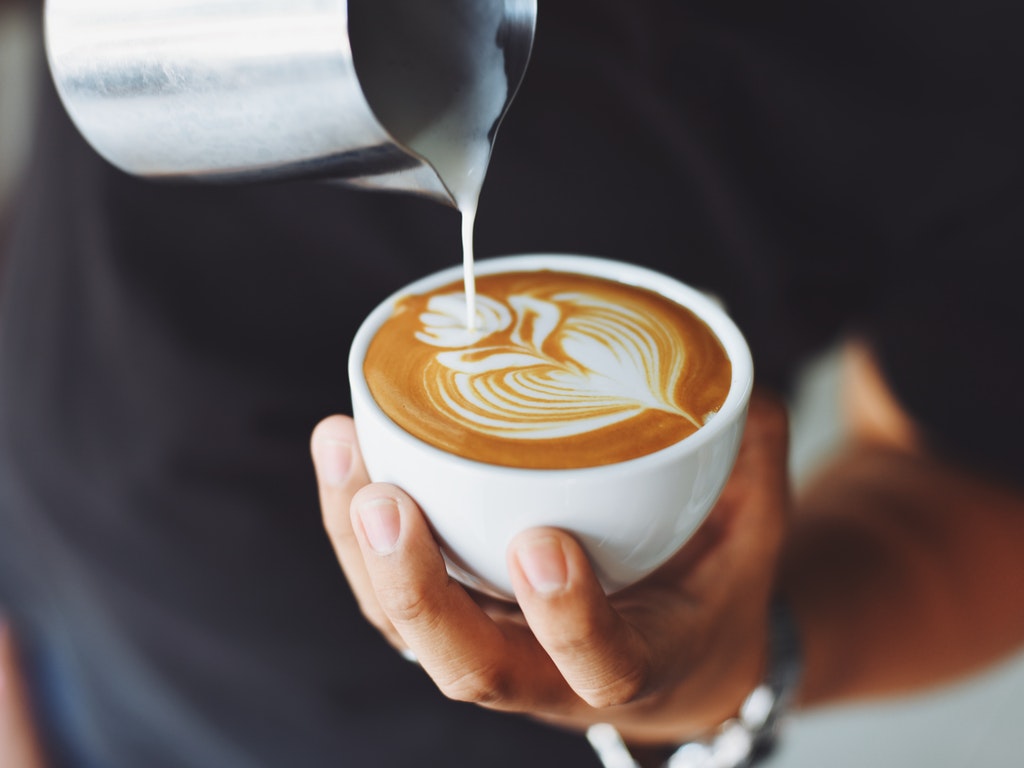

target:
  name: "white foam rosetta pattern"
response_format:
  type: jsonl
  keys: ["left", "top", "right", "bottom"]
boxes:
{"left": 414, "top": 290, "right": 704, "bottom": 440}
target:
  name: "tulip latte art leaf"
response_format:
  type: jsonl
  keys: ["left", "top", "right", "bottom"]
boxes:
{"left": 418, "top": 291, "right": 703, "bottom": 438}
{"left": 364, "top": 271, "right": 731, "bottom": 469}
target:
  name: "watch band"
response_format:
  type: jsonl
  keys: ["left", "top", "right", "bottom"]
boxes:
{"left": 587, "top": 597, "right": 803, "bottom": 768}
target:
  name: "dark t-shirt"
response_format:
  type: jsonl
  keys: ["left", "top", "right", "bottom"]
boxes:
{"left": 1, "top": 3, "right": 1022, "bottom": 767}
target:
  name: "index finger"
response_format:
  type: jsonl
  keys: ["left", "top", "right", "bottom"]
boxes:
{"left": 350, "top": 483, "right": 592, "bottom": 713}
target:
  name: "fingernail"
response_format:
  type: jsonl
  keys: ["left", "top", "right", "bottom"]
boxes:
{"left": 314, "top": 438, "right": 352, "bottom": 487}
{"left": 357, "top": 497, "right": 401, "bottom": 554}
{"left": 516, "top": 536, "right": 568, "bottom": 595}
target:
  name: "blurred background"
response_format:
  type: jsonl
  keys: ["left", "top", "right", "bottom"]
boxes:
{"left": 2, "top": 4, "right": 1023, "bottom": 766}
{"left": 0, "top": 2, "right": 36, "bottom": 221}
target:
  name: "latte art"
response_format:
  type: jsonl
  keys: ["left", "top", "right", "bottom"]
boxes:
{"left": 364, "top": 271, "right": 732, "bottom": 468}
{"left": 418, "top": 290, "right": 704, "bottom": 439}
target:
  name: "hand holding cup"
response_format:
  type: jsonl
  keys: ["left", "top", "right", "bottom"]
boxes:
{"left": 312, "top": 254, "right": 786, "bottom": 741}
{"left": 312, "top": 391, "right": 790, "bottom": 742}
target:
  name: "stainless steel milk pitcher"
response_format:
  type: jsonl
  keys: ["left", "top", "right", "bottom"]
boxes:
{"left": 44, "top": 0, "right": 537, "bottom": 205}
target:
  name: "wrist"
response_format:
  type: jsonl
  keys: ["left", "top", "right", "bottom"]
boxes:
{"left": 587, "top": 597, "right": 803, "bottom": 768}
{"left": 671, "top": 597, "right": 803, "bottom": 767}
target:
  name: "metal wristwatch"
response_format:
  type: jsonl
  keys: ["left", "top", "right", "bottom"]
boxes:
{"left": 587, "top": 598, "right": 803, "bottom": 768}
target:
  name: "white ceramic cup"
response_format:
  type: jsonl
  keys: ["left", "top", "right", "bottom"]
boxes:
{"left": 349, "top": 254, "right": 753, "bottom": 599}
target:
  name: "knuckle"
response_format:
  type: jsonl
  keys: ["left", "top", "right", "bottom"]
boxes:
{"left": 577, "top": 664, "right": 649, "bottom": 709}
{"left": 540, "top": 618, "right": 651, "bottom": 708}
{"left": 545, "top": 621, "right": 652, "bottom": 709}
{"left": 375, "top": 581, "right": 440, "bottom": 628}
{"left": 438, "top": 661, "right": 514, "bottom": 707}
{"left": 546, "top": 617, "right": 619, "bottom": 662}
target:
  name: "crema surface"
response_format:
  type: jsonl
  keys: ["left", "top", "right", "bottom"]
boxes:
{"left": 365, "top": 271, "right": 731, "bottom": 468}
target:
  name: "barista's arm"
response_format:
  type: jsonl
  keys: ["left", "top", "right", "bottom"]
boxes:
{"left": 780, "top": 342, "right": 1024, "bottom": 706}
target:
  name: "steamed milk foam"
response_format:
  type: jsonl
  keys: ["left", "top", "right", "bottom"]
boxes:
{"left": 364, "top": 271, "right": 732, "bottom": 469}
{"left": 350, "top": 0, "right": 509, "bottom": 327}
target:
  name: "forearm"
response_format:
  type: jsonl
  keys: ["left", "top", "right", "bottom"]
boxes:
{"left": 780, "top": 444, "right": 1024, "bottom": 708}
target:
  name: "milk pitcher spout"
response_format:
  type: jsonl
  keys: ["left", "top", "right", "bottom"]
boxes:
{"left": 44, "top": 0, "right": 537, "bottom": 206}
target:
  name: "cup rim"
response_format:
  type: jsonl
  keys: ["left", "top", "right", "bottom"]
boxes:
{"left": 349, "top": 253, "right": 754, "bottom": 478}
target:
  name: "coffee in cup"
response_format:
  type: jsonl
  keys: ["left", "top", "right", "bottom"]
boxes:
{"left": 350, "top": 254, "right": 752, "bottom": 598}
{"left": 364, "top": 270, "right": 732, "bottom": 469}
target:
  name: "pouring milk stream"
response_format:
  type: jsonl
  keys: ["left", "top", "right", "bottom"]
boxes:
{"left": 351, "top": 0, "right": 514, "bottom": 330}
